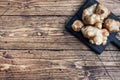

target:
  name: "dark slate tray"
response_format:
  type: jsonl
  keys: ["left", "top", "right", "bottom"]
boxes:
{"left": 65, "top": 0, "right": 120, "bottom": 54}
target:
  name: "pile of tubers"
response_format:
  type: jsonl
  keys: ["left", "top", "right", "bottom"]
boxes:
{"left": 72, "top": 3, "right": 120, "bottom": 45}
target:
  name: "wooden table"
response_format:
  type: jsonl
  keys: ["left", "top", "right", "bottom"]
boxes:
{"left": 0, "top": 0, "right": 120, "bottom": 80}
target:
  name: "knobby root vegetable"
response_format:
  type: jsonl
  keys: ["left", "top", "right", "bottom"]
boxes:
{"left": 72, "top": 20, "right": 84, "bottom": 32}
{"left": 81, "top": 26, "right": 109, "bottom": 45}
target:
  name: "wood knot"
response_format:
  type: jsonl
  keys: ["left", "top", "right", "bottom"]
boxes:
{"left": 85, "top": 70, "right": 91, "bottom": 77}
{"left": 8, "top": 2, "right": 10, "bottom": 5}
{"left": 32, "top": 32, "right": 42, "bottom": 36}
{"left": 2, "top": 52, "right": 13, "bottom": 59}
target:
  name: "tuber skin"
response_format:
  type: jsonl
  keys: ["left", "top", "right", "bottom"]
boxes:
{"left": 95, "top": 22, "right": 103, "bottom": 29}
{"left": 82, "top": 4, "right": 97, "bottom": 24}
{"left": 81, "top": 26, "right": 109, "bottom": 45}
{"left": 72, "top": 20, "right": 84, "bottom": 32}
{"left": 82, "top": 4, "right": 103, "bottom": 26}
{"left": 82, "top": 4, "right": 97, "bottom": 17}
{"left": 85, "top": 14, "right": 102, "bottom": 25}
{"left": 104, "top": 19, "right": 120, "bottom": 32}
{"left": 82, "top": 3, "right": 110, "bottom": 26}
{"left": 96, "top": 3, "right": 110, "bottom": 20}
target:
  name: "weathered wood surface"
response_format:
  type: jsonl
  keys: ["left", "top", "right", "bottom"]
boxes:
{"left": 0, "top": 0, "right": 120, "bottom": 80}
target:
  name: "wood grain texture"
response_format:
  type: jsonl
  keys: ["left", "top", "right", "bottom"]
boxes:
{"left": 0, "top": 0, "right": 119, "bottom": 16}
{"left": 0, "top": 0, "right": 120, "bottom": 80}
{"left": 0, "top": 16, "right": 119, "bottom": 50}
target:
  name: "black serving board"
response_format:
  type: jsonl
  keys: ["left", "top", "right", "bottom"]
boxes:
{"left": 65, "top": 0, "right": 120, "bottom": 54}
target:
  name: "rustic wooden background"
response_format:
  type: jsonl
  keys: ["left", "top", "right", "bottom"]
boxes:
{"left": 0, "top": 0, "right": 120, "bottom": 80}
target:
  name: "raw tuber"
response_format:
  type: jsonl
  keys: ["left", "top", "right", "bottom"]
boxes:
{"left": 81, "top": 26, "right": 109, "bottom": 45}
{"left": 104, "top": 18, "right": 120, "bottom": 32}
{"left": 96, "top": 4, "right": 110, "bottom": 20}
{"left": 72, "top": 20, "right": 84, "bottom": 32}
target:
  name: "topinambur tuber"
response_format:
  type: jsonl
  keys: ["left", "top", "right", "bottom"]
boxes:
{"left": 81, "top": 26, "right": 109, "bottom": 45}
{"left": 72, "top": 20, "right": 84, "bottom": 32}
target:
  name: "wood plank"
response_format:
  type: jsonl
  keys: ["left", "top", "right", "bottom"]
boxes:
{"left": 0, "top": 0, "right": 119, "bottom": 16}
{"left": 83, "top": 66, "right": 120, "bottom": 80}
{"left": 0, "top": 50, "right": 119, "bottom": 62}
{"left": 0, "top": 16, "right": 119, "bottom": 50}
{"left": 0, "top": 0, "right": 84, "bottom": 16}
{"left": 0, "top": 41, "right": 119, "bottom": 50}
{"left": 0, "top": 50, "right": 119, "bottom": 80}
{"left": 0, "top": 16, "right": 68, "bottom": 29}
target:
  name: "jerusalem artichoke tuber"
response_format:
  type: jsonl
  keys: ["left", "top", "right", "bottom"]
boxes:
{"left": 72, "top": 20, "right": 84, "bottom": 32}
{"left": 81, "top": 26, "right": 109, "bottom": 45}
{"left": 104, "top": 19, "right": 120, "bottom": 32}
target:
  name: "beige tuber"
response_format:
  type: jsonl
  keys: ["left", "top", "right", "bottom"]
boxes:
{"left": 81, "top": 26, "right": 109, "bottom": 45}
{"left": 85, "top": 14, "right": 102, "bottom": 25}
{"left": 96, "top": 4, "right": 110, "bottom": 20}
{"left": 104, "top": 19, "right": 120, "bottom": 32}
{"left": 82, "top": 4, "right": 98, "bottom": 24}
{"left": 72, "top": 20, "right": 84, "bottom": 32}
